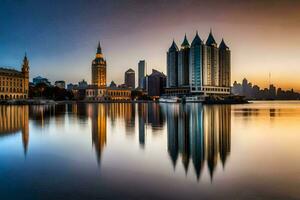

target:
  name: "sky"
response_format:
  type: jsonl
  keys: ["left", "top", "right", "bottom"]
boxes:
{"left": 1, "top": 0, "right": 300, "bottom": 90}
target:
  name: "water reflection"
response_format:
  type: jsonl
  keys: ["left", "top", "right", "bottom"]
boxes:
{"left": 0, "top": 103, "right": 231, "bottom": 181}
{"left": 0, "top": 105, "right": 29, "bottom": 155}
{"left": 164, "top": 104, "right": 231, "bottom": 180}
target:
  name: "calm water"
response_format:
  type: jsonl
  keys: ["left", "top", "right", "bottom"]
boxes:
{"left": 0, "top": 102, "right": 300, "bottom": 200}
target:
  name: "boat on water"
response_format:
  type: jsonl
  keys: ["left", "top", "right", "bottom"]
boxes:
{"left": 159, "top": 96, "right": 205, "bottom": 103}
{"left": 185, "top": 96, "right": 205, "bottom": 103}
{"left": 159, "top": 96, "right": 180, "bottom": 103}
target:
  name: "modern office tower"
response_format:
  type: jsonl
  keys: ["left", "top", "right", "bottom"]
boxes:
{"left": 205, "top": 30, "right": 219, "bottom": 86}
{"left": 189, "top": 32, "right": 204, "bottom": 92}
{"left": 166, "top": 31, "right": 231, "bottom": 97}
{"left": 219, "top": 39, "right": 231, "bottom": 87}
{"left": 138, "top": 60, "right": 146, "bottom": 89}
{"left": 91, "top": 42, "right": 107, "bottom": 88}
{"left": 0, "top": 54, "right": 29, "bottom": 99}
{"left": 167, "top": 40, "right": 178, "bottom": 87}
{"left": 125, "top": 68, "right": 135, "bottom": 89}
{"left": 178, "top": 34, "right": 190, "bottom": 86}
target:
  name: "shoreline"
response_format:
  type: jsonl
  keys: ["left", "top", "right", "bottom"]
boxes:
{"left": 0, "top": 98, "right": 249, "bottom": 105}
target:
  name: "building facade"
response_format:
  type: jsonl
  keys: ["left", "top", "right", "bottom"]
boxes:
{"left": 92, "top": 42, "right": 107, "bottom": 88}
{"left": 0, "top": 54, "right": 29, "bottom": 100}
{"left": 85, "top": 87, "right": 131, "bottom": 101}
{"left": 147, "top": 69, "right": 166, "bottom": 98}
{"left": 178, "top": 35, "right": 190, "bottom": 86}
{"left": 166, "top": 31, "right": 231, "bottom": 97}
{"left": 219, "top": 39, "right": 231, "bottom": 87}
{"left": 189, "top": 32, "right": 204, "bottom": 92}
{"left": 167, "top": 41, "right": 178, "bottom": 87}
{"left": 138, "top": 60, "right": 146, "bottom": 89}
{"left": 124, "top": 68, "right": 135, "bottom": 89}
{"left": 205, "top": 31, "right": 219, "bottom": 86}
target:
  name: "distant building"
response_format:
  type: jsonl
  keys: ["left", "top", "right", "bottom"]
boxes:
{"left": 167, "top": 40, "right": 178, "bottom": 87}
{"left": 0, "top": 54, "right": 29, "bottom": 99}
{"left": 124, "top": 68, "right": 135, "bottom": 89}
{"left": 109, "top": 81, "right": 117, "bottom": 88}
{"left": 138, "top": 60, "right": 146, "bottom": 89}
{"left": 232, "top": 78, "right": 300, "bottom": 100}
{"left": 91, "top": 42, "right": 106, "bottom": 88}
{"left": 178, "top": 34, "right": 190, "bottom": 86}
{"left": 269, "top": 84, "right": 276, "bottom": 99}
{"left": 33, "top": 76, "right": 51, "bottom": 86}
{"left": 54, "top": 80, "right": 65, "bottom": 89}
{"left": 78, "top": 79, "right": 88, "bottom": 89}
{"left": 147, "top": 69, "right": 166, "bottom": 98}
{"left": 85, "top": 86, "right": 131, "bottom": 101}
{"left": 67, "top": 83, "right": 77, "bottom": 91}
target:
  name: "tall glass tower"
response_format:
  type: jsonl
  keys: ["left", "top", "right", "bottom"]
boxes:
{"left": 178, "top": 35, "right": 190, "bottom": 86}
{"left": 167, "top": 40, "right": 178, "bottom": 87}
{"left": 189, "top": 32, "right": 204, "bottom": 92}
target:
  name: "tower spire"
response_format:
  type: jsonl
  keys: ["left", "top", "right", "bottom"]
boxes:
{"left": 97, "top": 41, "right": 102, "bottom": 54}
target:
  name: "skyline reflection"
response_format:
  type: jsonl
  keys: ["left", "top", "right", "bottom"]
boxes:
{"left": 0, "top": 103, "right": 231, "bottom": 181}
{"left": 164, "top": 104, "right": 231, "bottom": 180}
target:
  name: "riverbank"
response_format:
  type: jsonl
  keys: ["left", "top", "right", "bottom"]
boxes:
{"left": 0, "top": 96, "right": 248, "bottom": 105}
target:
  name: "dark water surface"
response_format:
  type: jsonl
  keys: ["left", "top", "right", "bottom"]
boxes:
{"left": 0, "top": 102, "right": 299, "bottom": 199}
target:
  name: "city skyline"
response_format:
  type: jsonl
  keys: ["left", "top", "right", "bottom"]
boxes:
{"left": 1, "top": 0, "right": 300, "bottom": 90}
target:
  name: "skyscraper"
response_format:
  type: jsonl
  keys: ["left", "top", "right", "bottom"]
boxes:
{"left": 125, "top": 68, "right": 135, "bottom": 89}
{"left": 167, "top": 40, "right": 178, "bottom": 87}
{"left": 178, "top": 34, "right": 190, "bottom": 86}
{"left": 92, "top": 42, "right": 107, "bottom": 88}
{"left": 138, "top": 60, "right": 146, "bottom": 89}
{"left": 205, "top": 30, "right": 219, "bottom": 86}
{"left": 219, "top": 39, "right": 231, "bottom": 87}
{"left": 166, "top": 31, "right": 231, "bottom": 98}
{"left": 189, "top": 32, "right": 204, "bottom": 92}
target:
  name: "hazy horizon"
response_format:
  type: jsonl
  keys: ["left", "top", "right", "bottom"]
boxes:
{"left": 1, "top": 0, "right": 300, "bottom": 90}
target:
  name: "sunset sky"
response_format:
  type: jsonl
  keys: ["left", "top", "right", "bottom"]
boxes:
{"left": 1, "top": 0, "right": 300, "bottom": 90}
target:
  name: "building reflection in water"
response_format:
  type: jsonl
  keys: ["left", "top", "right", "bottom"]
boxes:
{"left": 0, "top": 105, "right": 29, "bottom": 156}
{"left": 165, "top": 104, "right": 231, "bottom": 181}
{"left": 138, "top": 103, "right": 146, "bottom": 148}
{"left": 88, "top": 104, "right": 107, "bottom": 165}
{"left": 0, "top": 103, "right": 231, "bottom": 181}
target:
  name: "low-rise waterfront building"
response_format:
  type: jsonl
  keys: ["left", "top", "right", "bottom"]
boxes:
{"left": 0, "top": 54, "right": 29, "bottom": 99}
{"left": 85, "top": 86, "right": 131, "bottom": 101}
